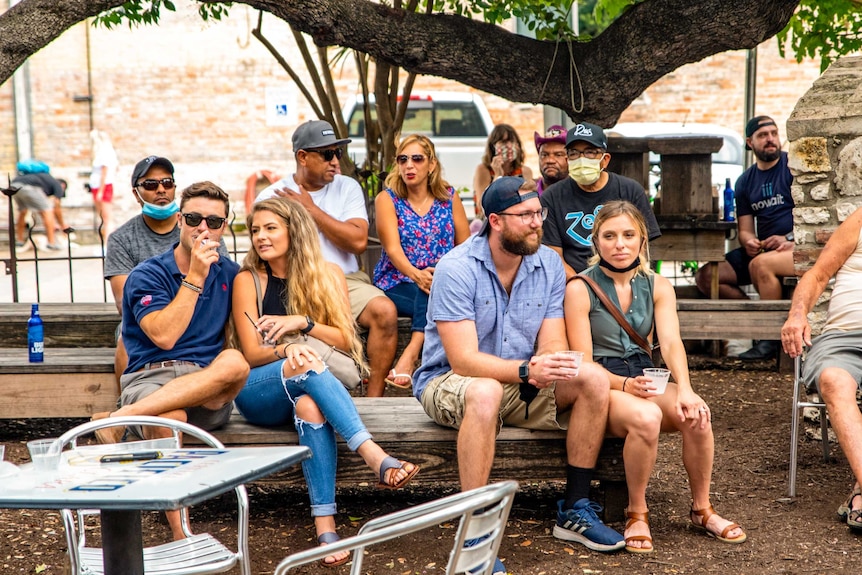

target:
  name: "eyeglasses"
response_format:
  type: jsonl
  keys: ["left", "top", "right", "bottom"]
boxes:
{"left": 396, "top": 154, "right": 427, "bottom": 165}
{"left": 181, "top": 212, "right": 226, "bottom": 229}
{"left": 306, "top": 148, "right": 343, "bottom": 162}
{"left": 496, "top": 207, "right": 548, "bottom": 224}
{"left": 136, "top": 178, "right": 175, "bottom": 191}
{"left": 566, "top": 148, "right": 604, "bottom": 160}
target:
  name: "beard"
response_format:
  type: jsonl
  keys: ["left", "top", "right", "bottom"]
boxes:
{"left": 541, "top": 165, "right": 567, "bottom": 185}
{"left": 753, "top": 146, "right": 781, "bottom": 163}
{"left": 500, "top": 225, "right": 543, "bottom": 256}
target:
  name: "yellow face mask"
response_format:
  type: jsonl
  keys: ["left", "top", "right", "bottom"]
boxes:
{"left": 568, "top": 156, "right": 605, "bottom": 186}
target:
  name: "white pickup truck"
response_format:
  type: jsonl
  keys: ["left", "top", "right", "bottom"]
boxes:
{"left": 342, "top": 91, "right": 495, "bottom": 220}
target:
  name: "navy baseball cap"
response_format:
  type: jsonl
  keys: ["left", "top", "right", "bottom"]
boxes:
{"left": 479, "top": 176, "right": 538, "bottom": 236}
{"left": 566, "top": 122, "right": 608, "bottom": 149}
{"left": 131, "top": 156, "right": 174, "bottom": 187}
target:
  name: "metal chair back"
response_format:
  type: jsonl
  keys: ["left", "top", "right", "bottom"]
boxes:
{"left": 56, "top": 416, "right": 250, "bottom": 575}
{"left": 274, "top": 481, "right": 519, "bottom": 575}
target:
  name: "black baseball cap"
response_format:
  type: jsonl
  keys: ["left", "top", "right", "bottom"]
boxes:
{"left": 566, "top": 122, "right": 608, "bottom": 149}
{"left": 479, "top": 176, "right": 538, "bottom": 236}
{"left": 131, "top": 156, "right": 174, "bottom": 187}
{"left": 744, "top": 116, "right": 777, "bottom": 150}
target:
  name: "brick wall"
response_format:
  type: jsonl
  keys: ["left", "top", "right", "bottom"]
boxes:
{"left": 0, "top": 2, "right": 823, "bottom": 229}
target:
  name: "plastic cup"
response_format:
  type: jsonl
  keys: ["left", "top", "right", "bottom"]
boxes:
{"left": 27, "top": 438, "right": 63, "bottom": 471}
{"left": 643, "top": 368, "right": 671, "bottom": 395}
{"left": 559, "top": 350, "right": 584, "bottom": 368}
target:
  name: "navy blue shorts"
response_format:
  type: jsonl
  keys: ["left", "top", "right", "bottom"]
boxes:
{"left": 725, "top": 246, "right": 753, "bottom": 286}
{"left": 595, "top": 353, "right": 655, "bottom": 378}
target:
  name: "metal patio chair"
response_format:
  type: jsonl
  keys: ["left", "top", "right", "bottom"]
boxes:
{"left": 56, "top": 416, "right": 250, "bottom": 575}
{"left": 789, "top": 354, "right": 832, "bottom": 497}
{"left": 274, "top": 480, "right": 519, "bottom": 575}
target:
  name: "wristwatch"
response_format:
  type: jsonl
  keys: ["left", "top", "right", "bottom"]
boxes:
{"left": 518, "top": 361, "right": 530, "bottom": 384}
{"left": 785, "top": 232, "right": 795, "bottom": 242}
{"left": 300, "top": 315, "right": 315, "bottom": 334}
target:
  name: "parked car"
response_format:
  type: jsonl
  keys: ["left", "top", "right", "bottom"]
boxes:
{"left": 606, "top": 122, "right": 745, "bottom": 201}
{"left": 342, "top": 91, "right": 494, "bottom": 219}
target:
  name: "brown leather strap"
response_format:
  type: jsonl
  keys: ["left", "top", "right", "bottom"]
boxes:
{"left": 567, "top": 274, "right": 654, "bottom": 355}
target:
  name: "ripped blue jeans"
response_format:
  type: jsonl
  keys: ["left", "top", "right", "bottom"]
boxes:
{"left": 234, "top": 360, "right": 372, "bottom": 517}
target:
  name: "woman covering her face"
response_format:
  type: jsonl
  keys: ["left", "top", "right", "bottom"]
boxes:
{"left": 231, "top": 199, "right": 419, "bottom": 567}
{"left": 563, "top": 200, "right": 746, "bottom": 554}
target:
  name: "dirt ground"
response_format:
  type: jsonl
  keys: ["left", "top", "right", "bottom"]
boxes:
{"left": 2, "top": 356, "right": 862, "bottom": 575}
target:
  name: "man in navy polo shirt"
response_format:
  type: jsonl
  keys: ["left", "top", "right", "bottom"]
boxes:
{"left": 93, "top": 181, "right": 248, "bottom": 540}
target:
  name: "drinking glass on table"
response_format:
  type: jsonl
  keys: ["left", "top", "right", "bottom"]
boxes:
{"left": 27, "top": 438, "right": 63, "bottom": 472}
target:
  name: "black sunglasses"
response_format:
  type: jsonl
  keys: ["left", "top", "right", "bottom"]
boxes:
{"left": 136, "top": 178, "right": 175, "bottom": 191}
{"left": 396, "top": 154, "right": 427, "bottom": 165}
{"left": 306, "top": 148, "right": 343, "bottom": 162}
{"left": 181, "top": 212, "right": 226, "bottom": 229}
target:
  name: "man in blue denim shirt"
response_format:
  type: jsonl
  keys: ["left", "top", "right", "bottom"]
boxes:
{"left": 414, "top": 177, "right": 624, "bottom": 559}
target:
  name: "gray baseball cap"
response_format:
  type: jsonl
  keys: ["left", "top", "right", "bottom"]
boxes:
{"left": 292, "top": 120, "right": 352, "bottom": 152}
{"left": 131, "top": 156, "right": 174, "bottom": 187}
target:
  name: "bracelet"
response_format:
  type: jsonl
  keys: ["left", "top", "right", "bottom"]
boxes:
{"left": 181, "top": 280, "right": 202, "bottom": 293}
{"left": 623, "top": 377, "right": 630, "bottom": 392}
{"left": 273, "top": 342, "right": 295, "bottom": 359}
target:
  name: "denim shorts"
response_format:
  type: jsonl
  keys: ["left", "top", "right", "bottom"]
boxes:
{"left": 595, "top": 353, "right": 655, "bottom": 378}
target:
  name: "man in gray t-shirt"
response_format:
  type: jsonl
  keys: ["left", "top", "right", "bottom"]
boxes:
{"left": 105, "top": 156, "right": 228, "bottom": 381}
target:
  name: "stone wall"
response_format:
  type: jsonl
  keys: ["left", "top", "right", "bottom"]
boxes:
{"left": 786, "top": 56, "right": 862, "bottom": 333}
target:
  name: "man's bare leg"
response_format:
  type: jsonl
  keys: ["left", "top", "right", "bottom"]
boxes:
{"left": 749, "top": 250, "right": 795, "bottom": 301}
{"left": 457, "top": 379, "right": 503, "bottom": 491}
{"left": 821, "top": 367, "right": 862, "bottom": 517}
{"left": 357, "top": 296, "right": 398, "bottom": 397}
{"left": 695, "top": 261, "right": 749, "bottom": 299}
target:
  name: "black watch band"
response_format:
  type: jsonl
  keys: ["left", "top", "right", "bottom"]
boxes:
{"left": 300, "top": 315, "right": 315, "bottom": 334}
{"left": 519, "top": 360, "right": 530, "bottom": 384}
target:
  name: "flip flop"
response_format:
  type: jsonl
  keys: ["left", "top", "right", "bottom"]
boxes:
{"left": 317, "top": 532, "right": 349, "bottom": 568}
{"left": 377, "top": 456, "right": 420, "bottom": 490}
{"left": 385, "top": 369, "right": 414, "bottom": 389}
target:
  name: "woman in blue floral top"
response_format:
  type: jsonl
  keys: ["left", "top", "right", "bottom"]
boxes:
{"left": 373, "top": 134, "right": 470, "bottom": 388}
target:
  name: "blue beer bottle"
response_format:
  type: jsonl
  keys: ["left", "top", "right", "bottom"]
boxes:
{"left": 28, "top": 303, "right": 44, "bottom": 362}
{"left": 723, "top": 178, "right": 735, "bottom": 222}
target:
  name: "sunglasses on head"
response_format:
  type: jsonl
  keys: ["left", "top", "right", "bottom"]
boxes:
{"left": 181, "top": 212, "right": 226, "bottom": 229}
{"left": 136, "top": 178, "right": 175, "bottom": 191}
{"left": 306, "top": 148, "right": 343, "bottom": 162}
{"left": 396, "top": 154, "right": 427, "bottom": 165}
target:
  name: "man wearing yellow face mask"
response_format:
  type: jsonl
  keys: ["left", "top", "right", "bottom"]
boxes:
{"left": 541, "top": 122, "right": 661, "bottom": 278}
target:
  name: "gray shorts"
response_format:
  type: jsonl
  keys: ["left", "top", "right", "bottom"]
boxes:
{"left": 119, "top": 363, "right": 232, "bottom": 432}
{"left": 12, "top": 184, "right": 52, "bottom": 212}
{"left": 802, "top": 329, "right": 862, "bottom": 393}
{"left": 420, "top": 371, "right": 568, "bottom": 432}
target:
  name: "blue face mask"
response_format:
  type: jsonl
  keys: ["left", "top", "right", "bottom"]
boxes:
{"left": 140, "top": 198, "right": 180, "bottom": 220}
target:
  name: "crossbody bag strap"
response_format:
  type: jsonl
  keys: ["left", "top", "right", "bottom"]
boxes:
{"left": 567, "top": 274, "right": 653, "bottom": 355}
{"left": 250, "top": 268, "right": 264, "bottom": 317}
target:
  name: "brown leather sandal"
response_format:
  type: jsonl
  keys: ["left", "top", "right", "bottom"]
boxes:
{"left": 690, "top": 505, "right": 747, "bottom": 544}
{"left": 624, "top": 509, "right": 654, "bottom": 553}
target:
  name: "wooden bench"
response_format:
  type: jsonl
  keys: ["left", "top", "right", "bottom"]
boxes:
{"left": 0, "top": 303, "right": 119, "bottom": 348}
{"left": 676, "top": 298, "right": 790, "bottom": 341}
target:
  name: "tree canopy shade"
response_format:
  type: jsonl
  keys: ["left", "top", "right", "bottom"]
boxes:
{"left": 0, "top": 0, "right": 802, "bottom": 125}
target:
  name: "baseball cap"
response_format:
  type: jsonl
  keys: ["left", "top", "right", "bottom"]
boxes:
{"left": 479, "top": 176, "right": 539, "bottom": 236}
{"left": 744, "top": 116, "right": 777, "bottom": 149}
{"left": 292, "top": 120, "right": 352, "bottom": 152}
{"left": 534, "top": 125, "right": 567, "bottom": 151}
{"left": 131, "top": 156, "right": 174, "bottom": 187}
{"left": 566, "top": 122, "right": 608, "bottom": 149}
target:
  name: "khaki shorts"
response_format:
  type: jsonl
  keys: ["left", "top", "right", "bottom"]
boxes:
{"left": 119, "top": 363, "right": 232, "bottom": 432}
{"left": 345, "top": 270, "right": 386, "bottom": 321}
{"left": 420, "top": 371, "right": 569, "bottom": 433}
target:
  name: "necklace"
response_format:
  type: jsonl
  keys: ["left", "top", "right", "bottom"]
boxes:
{"left": 410, "top": 194, "right": 431, "bottom": 214}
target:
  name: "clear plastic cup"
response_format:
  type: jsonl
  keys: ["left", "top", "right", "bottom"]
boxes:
{"left": 558, "top": 350, "right": 584, "bottom": 376}
{"left": 27, "top": 438, "right": 63, "bottom": 471}
{"left": 643, "top": 368, "right": 671, "bottom": 395}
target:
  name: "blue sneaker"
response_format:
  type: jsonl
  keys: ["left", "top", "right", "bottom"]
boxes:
{"left": 553, "top": 499, "right": 624, "bottom": 552}
{"left": 464, "top": 536, "right": 507, "bottom": 574}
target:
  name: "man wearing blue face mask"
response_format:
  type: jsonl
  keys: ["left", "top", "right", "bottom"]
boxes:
{"left": 104, "top": 156, "right": 229, "bottom": 384}
{"left": 541, "top": 122, "right": 661, "bottom": 278}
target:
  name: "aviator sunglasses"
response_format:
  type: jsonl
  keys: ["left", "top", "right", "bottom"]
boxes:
{"left": 136, "top": 178, "right": 176, "bottom": 191}
{"left": 181, "top": 212, "right": 226, "bottom": 229}
{"left": 396, "top": 154, "right": 427, "bottom": 165}
{"left": 306, "top": 148, "right": 344, "bottom": 162}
